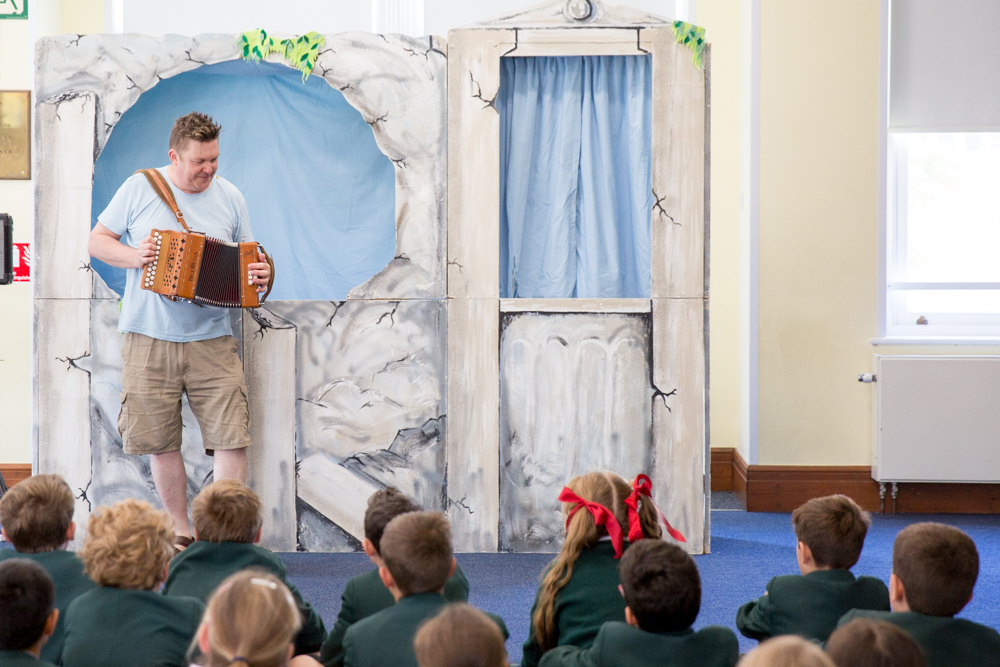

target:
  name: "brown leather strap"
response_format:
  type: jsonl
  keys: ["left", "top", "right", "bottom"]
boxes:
{"left": 136, "top": 169, "right": 190, "bottom": 232}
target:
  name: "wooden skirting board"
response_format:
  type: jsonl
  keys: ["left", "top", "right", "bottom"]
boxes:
{"left": 711, "top": 448, "right": 1000, "bottom": 514}
{"left": 0, "top": 464, "right": 32, "bottom": 488}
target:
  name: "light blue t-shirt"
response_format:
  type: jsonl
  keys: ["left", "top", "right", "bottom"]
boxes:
{"left": 98, "top": 167, "right": 254, "bottom": 342}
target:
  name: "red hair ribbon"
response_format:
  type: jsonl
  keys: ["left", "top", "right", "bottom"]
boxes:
{"left": 624, "top": 474, "right": 686, "bottom": 543}
{"left": 559, "top": 486, "right": 625, "bottom": 558}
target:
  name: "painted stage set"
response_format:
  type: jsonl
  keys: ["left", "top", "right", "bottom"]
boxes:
{"left": 32, "top": 1, "right": 710, "bottom": 554}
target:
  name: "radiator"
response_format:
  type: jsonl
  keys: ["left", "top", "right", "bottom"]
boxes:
{"left": 873, "top": 355, "right": 1000, "bottom": 483}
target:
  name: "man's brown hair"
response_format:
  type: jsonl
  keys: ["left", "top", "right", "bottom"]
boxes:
{"left": 192, "top": 480, "right": 263, "bottom": 544}
{"left": 0, "top": 474, "right": 74, "bottom": 553}
{"left": 619, "top": 539, "right": 701, "bottom": 632}
{"left": 80, "top": 499, "right": 174, "bottom": 590}
{"left": 827, "top": 618, "right": 927, "bottom": 667}
{"left": 893, "top": 522, "right": 978, "bottom": 616}
{"left": 169, "top": 112, "right": 222, "bottom": 152}
{"left": 380, "top": 511, "right": 452, "bottom": 597}
{"left": 414, "top": 604, "right": 507, "bottom": 667}
{"left": 364, "top": 487, "right": 420, "bottom": 555}
{"left": 791, "top": 495, "right": 870, "bottom": 569}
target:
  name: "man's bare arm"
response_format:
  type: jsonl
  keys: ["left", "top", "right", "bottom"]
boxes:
{"left": 88, "top": 222, "right": 155, "bottom": 269}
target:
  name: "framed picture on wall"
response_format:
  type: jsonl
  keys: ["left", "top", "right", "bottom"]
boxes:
{"left": 0, "top": 0, "right": 27, "bottom": 20}
{"left": 0, "top": 91, "right": 30, "bottom": 179}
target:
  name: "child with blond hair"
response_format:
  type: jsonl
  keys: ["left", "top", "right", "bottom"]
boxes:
{"left": 521, "top": 471, "right": 680, "bottom": 667}
{"left": 163, "top": 480, "right": 326, "bottom": 655}
{"left": 739, "top": 636, "right": 835, "bottom": 667}
{"left": 61, "top": 499, "right": 204, "bottom": 667}
{"left": 192, "top": 570, "right": 302, "bottom": 667}
{"left": 414, "top": 604, "right": 508, "bottom": 667}
{"left": 0, "top": 474, "right": 94, "bottom": 664}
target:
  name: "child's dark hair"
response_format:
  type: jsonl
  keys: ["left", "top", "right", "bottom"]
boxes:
{"left": 380, "top": 511, "right": 453, "bottom": 596}
{"left": 791, "top": 495, "right": 870, "bottom": 569}
{"left": 0, "top": 559, "right": 55, "bottom": 651}
{"left": 619, "top": 539, "right": 700, "bottom": 632}
{"left": 827, "top": 618, "right": 927, "bottom": 667}
{"left": 363, "top": 487, "right": 420, "bottom": 555}
{"left": 192, "top": 480, "right": 263, "bottom": 543}
{"left": 893, "top": 522, "right": 978, "bottom": 617}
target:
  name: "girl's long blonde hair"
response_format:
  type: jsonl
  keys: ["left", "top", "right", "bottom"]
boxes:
{"left": 532, "top": 471, "right": 660, "bottom": 650}
{"left": 199, "top": 570, "right": 301, "bottom": 667}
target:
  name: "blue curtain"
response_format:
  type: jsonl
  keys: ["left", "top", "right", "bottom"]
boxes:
{"left": 92, "top": 60, "right": 396, "bottom": 301}
{"left": 498, "top": 56, "right": 653, "bottom": 299}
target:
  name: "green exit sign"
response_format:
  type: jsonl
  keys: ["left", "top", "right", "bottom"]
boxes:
{"left": 0, "top": 0, "right": 27, "bottom": 20}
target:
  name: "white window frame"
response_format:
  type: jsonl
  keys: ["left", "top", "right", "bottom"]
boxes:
{"left": 876, "top": 0, "right": 1000, "bottom": 344}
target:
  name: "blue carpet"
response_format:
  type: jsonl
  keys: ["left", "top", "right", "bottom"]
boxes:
{"left": 280, "top": 510, "right": 1000, "bottom": 661}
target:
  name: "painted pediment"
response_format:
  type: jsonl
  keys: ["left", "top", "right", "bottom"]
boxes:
{"left": 462, "top": 0, "right": 673, "bottom": 30}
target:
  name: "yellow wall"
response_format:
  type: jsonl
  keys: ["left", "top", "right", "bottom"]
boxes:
{"left": 755, "top": 0, "right": 1000, "bottom": 465}
{"left": 0, "top": 0, "right": 103, "bottom": 463}
{"left": 698, "top": 0, "right": 742, "bottom": 453}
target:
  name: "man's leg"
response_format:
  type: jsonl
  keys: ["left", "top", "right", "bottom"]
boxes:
{"left": 149, "top": 449, "right": 192, "bottom": 538}
{"left": 214, "top": 447, "right": 247, "bottom": 482}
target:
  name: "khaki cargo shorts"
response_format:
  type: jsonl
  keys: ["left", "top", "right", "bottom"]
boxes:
{"left": 118, "top": 333, "right": 251, "bottom": 455}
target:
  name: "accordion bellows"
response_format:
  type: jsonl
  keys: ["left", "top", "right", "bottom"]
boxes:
{"left": 142, "top": 229, "right": 264, "bottom": 308}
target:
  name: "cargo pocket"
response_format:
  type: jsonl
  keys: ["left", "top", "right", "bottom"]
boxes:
{"left": 239, "top": 385, "right": 252, "bottom": 433}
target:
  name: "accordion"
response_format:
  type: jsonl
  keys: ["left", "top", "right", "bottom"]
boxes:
{"left": 142, "top": 230, "right": 271, "bottom": 308}
{"left": 135, "top": 168, "right": 273, "bottom": 308}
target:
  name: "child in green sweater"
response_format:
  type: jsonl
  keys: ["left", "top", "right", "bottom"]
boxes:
{"left": 736, "top": 494, "right": 889, "bottom": 643}
{"left": 837, "top": 522, "right": 1000, "bottom": 667}
{"left": 0, "top": 559, "right": 60, "bottom": 666}
{"left": 162, "top": 480, "right": 325, "bottom": 655}
{"left": 539, "top": 540, "right": 738, "bottom": 667}
{"left": 0, "top": 475, "right": 95, "bottom": 664}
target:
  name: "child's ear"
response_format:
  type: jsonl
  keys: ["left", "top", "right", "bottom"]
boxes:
{"left": 889, "top": 573, "right": 907, "bottom": 606}
{"left": 193, "top": 527, "right": 199, "bottom": 541}
{"left": 449, "top": 556, "right": 456, "bottom": 577}
{"left": 798, "top": 542, "right": 814, "bottom": 565}
{"left": 43, "top": 609, "right": 59, "bottom": 637}
{"left": 65, "top": 522, "right": 76, "bottom": 543}
{"left": 254, "top": 526, "right": 262, "bottom": 544}
{"left": 624, "top": 607, "right": 641, "bottom": 629}
{"left": 362, "top": 539, "right": 377, "bottom": 559}
{"left": 197, "top": 622, "right": 211, "bottom": 654}
{"left": 378, "top": 565, "right": 396, "bottom": 591}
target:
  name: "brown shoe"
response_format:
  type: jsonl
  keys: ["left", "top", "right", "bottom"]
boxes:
{"left": 173, "top": 535, "right": 194, "bottom": 555}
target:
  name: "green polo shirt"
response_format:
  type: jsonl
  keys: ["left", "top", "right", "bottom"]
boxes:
{"left": 162, "top": 540, "right": 326, "bottom": 655}
{"left": 522, "top": 541, "right": 629, "bottom": 667}
{"left": 61, "top": 587, "right": 203, "bottom": 667}
{"left": 318, "top": 564, "right": 470, "bottom": 667}
{"left": 0, "top": 550, "right": 95, "bottom": 665}
{"left": 736, "top": 569, "right": 890, "bottom": 642}
{"left": 0, "top": 651, "right": 57, "bottom": 667}
{"left": 539, "top": 622, "right": 739, "bottom": 667}
{"left": 838, "top": 609, "right": 1000, "bottom": 667}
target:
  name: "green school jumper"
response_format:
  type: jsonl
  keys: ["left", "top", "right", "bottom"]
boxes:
{"left": 61, "top": 587, "right": 203, "bottom": 667}
{"left": 318, "top": 564, "right": 470, "bottom": 667}
{"left": 736, "top": 569, "right": 890, "bottom": 642}
{"left": 0, "top": 651, "right": 57, "bottom": 667}
{"left": 538, "top": 622, "right": 740, "bottom": 667}
{"left": 838, "top": 609, "right": 1000, "bottom": 667}
{"left": 342, "top": 592, "right": 506, "bottom": 667}
{"left": 162, "top": 540, "right": 326, "bottom": 654}
{"left": 0, "top": 550, "right": 95, "bottom": 665}
{"left": 522, "top": 541, "right": 628, "bottom": 667}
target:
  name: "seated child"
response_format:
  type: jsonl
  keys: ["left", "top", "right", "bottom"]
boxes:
{"left": 739, "top": 636, "right": 835, "bottom": 667}
{"left": 826, "top": 618, "right": 926, "bottom": 667}
{"left": 538, "top": 539, "right": 738, "bottom": 667}
{"left": 0, "top": 474, "right": 95, "bottom": 664}
{"left": 0, "top": 559, "right": 60, "bottom": 666}
{"left": 162, "top": 480, "right": 326, "bottom": 655}
{"left": 192, "top": 570, "right": 302, "bottom": 667}
{"left": 736, "top": 494, "right": 889, "bottom": 642}
{"left": 61, "top": 498, "right": 204, "bottom": 667}
{"left": 414, "top": 603, "right": 508, "bottom": 667}
{"left": 521, "top": 471, "right": 666, "bottom": 667}
{"left": 317, "top": 487, "right": 470, "bottom": 667}
{"left": 341, "top": 511, "right": 506, "bottom": 667}
{"left": 837, "top": 522, "right": 1000, "bottom": 667}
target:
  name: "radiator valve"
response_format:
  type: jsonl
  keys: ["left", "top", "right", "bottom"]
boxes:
{"left": 858, "top": 373, "right": 876, "bottom": 383}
